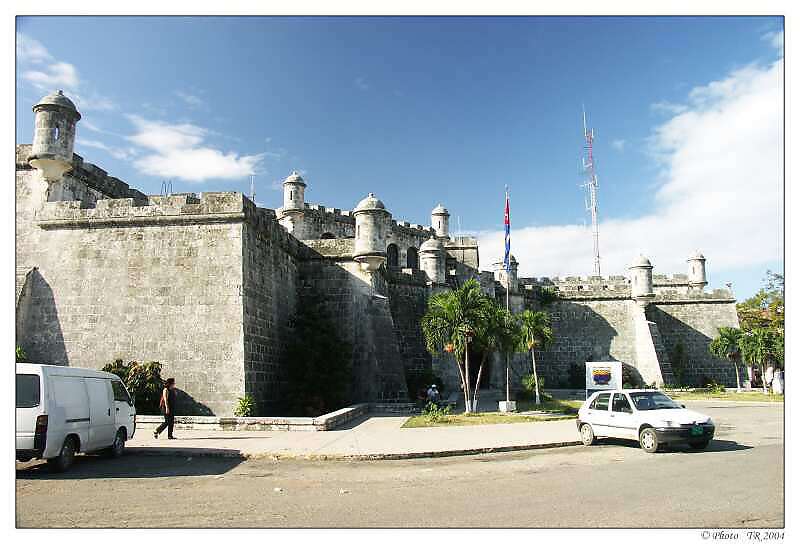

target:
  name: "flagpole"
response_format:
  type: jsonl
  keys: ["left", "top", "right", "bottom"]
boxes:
{"left": 505, "top": 185, "right": 510, "bottom": 405}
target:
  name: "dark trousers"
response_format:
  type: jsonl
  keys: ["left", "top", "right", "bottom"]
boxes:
{"left": 155, "top": 412, "right": 174, "bottom": 437}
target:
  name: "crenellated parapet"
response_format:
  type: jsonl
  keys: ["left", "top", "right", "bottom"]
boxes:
{"left": 18, "top": 144, "right": 147, "bottom": 201}
{"left": 520, "top": 275, "right": 632, "bottom": 299}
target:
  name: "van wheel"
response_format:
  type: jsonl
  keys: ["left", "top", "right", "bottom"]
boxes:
{"left": 47, "top": 437, "right": 77, "bottom": 472}
{"left": 580, "top": 423, "right": 596, "bottom": 446}
{"left": 639, "top": 427, "right": 660, "bottom": 453}
{"left": 108, "top": 429, "right": 126, "bottom": 458}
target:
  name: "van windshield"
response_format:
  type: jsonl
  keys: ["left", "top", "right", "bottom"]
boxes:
{"left": 16, "top": 374, "right": 41, "bottom": 408}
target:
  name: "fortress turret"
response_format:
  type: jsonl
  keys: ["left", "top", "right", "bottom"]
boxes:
{"left": 277, "top": 171, "right": 306, "bottom": 236}
{"left": 492, "top": 255, "right": 518, "bottom": 291}
{"left": 28, "top": 90, "right": 81, "bottom": 182}
{"left": 687, "top": 251, "right": 708, "bottom": 292}
{"left": 353, "top": 193, "right": 390, "bottom": 272}
{"left": 629, "top": 254, "right": 655, "bottom": 300}
{"left": 419, "top": 236, "right": 446, "bottom": 284}
{"left": 431, "top": 204, "right": 450, "bottom": 239}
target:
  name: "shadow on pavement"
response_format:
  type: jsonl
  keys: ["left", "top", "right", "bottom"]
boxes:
{"left": 597, "top": 438, "right": 752, "bottom": 453}
{"left": 16, "top": 451, "right": 243, "bottom": 480}
{"left": 333, "top": 413, "right": 405, "bottom": 431}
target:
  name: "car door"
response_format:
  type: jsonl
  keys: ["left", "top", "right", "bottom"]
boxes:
{"left": 111, "top": 380, "right": 135, "bottom": 438}
{"left": 587, "top": 392, "right": 612, "bottom": 435}
{"left": 85, "top": 378, "right": 115, "bottom": 450}
{"left": 609, "top": 393, "right": 637, "bottom": 440}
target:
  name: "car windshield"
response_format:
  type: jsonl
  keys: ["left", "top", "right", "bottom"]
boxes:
{"left": 16, "top": 374, "right": 41, "bottom": 408}
{"left": 629, "top": 391, "right": 681, "bottom": 411}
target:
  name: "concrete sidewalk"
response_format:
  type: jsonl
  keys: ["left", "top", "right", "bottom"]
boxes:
{"left": 128, "top": 415, "right": 581, "bottom": 460}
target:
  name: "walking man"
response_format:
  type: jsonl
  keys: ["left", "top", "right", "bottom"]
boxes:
{"left": 154, "top": 378, "right": 177, "bottom": 440}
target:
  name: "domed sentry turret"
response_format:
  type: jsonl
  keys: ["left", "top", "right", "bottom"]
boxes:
{"left": 629, "top": 254, "right": 655, "bottom": 299}
{"left": 492, "top": 254, "right": 519, "bottom": 291}
{"left": 282, "top": 171, "right": 306, "bottom": 211}
{"left": 28, "top": 90, "right": 81, "bottom": 181}
{"left": 431, "top": 203, "right": 450, "bottom": 239}
{"left": 277, "top": 171, "right": 307, "bottom": 236}
{"left": 419, "top": 236, "right": 446, "bottom": 284}
{"left": 687, "top": 251, "right": 708, "bottom": 291}
{"left": 353, "top": 193, "right": 390, "bottom": 272}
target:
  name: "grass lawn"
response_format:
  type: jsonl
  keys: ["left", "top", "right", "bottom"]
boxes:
{"left": 402, "top": 411, "right": 576, "bottom": 428}
{"left": 665, "top": 390, "right": 784, "bottom": 402}
{"left": 515, "top": 398, "right": 584, "bottom": 414}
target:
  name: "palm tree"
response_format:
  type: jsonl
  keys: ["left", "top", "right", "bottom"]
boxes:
{"left": 517, "top": 310, "right": 554, "bottom": 405}
{"left": 709, "top": 327, "right": 743, "bottom": 392}
{"left": 420, "top": 279, "right": 493, "bottom": 413}
{"left": 470, "top": 301, "right": 520, "bottom": 412}
{"left": 739, "top": 328, "right": 781, "bottom": 394}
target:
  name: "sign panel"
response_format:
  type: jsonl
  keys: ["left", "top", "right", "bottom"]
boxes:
{"left": 585, "top": 361, "right": 623, "bottom": 398}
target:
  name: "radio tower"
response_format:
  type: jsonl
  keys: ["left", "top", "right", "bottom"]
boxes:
{"left": 582, "top": 108, "right": 601, "bottom": 276}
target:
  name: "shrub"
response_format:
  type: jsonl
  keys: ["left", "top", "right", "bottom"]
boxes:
{"left": 234, "top": 394, "right": 256, "bottom": 417}
{"left": 422, "top": 402, "right": 451, "bottom": 423}
{"left": 670, "top": 341, "right": 688, "bottom": 386}
{"left": 622, "top": 364, "right": 644, "bottom": 389}
{"left": 16, "top": 346, "right": 27, "bottom": 363}
{"left": 102, "top": 360, "right": 164, "bottom": 414}
{"left": 706, "top": 381, "right": 726, "bottom": 395}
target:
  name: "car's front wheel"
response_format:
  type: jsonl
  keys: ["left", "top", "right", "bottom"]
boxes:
{"left": 107, "top": 428, "right": 126, "bottom": 458}
{"left": 639, "top": 427, "right": 659, "bottom": 453}
{"left": 580, "top": 423, "right": 596, "bottom": 446}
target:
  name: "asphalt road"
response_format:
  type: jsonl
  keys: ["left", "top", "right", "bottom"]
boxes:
{"left": 16, "top": 402, "right": 784, "bottom": 528}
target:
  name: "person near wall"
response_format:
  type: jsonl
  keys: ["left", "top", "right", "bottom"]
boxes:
{"left": 154, "top": 378, "right": 177, "bottom": 440}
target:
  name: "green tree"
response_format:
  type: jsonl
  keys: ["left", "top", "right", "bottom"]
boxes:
{"left": 737, "top": 270, "right": 784, "bottom": 332}
{"left": 102, "top": 360, "right": 164, "bottom": 414}
{"left": 421, "top": 279, "right": 493, "bottom": 413}
{"left": 517, "top": 310, "right": 554, "bottom": 405}
{"left": 708, "top": 327, "right": 744, "bottom": 392}
{"left": 739, "top": 328, "right": 782, "bottom": 394}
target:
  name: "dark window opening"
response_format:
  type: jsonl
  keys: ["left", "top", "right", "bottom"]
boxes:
{"left": 387, "top": 244, "right": 399, "bottom": 267}
{"left": 321, "top": 232, "right": 335, "bottom": 239}
{"left": 407, "top": 247, "right": 419, "bottom": 269}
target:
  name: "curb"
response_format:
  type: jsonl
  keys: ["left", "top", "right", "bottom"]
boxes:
{"left": 128, "top": 440, "right": 583, "bottom": 462}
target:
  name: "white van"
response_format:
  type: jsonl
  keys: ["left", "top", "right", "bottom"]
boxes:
{"left": 16, "top": 363, "right": 136, "bottom": 471}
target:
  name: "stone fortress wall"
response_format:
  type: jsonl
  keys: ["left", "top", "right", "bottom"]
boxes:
{"left": 15, "top": 90, "right": 742, "bottom": 416}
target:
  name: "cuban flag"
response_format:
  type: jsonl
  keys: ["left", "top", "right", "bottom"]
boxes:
{"left": 503, "top": 188, "right": 511, "bottom": 272}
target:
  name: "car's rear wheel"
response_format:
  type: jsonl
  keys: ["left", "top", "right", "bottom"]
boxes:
{"left": 639, "top": 427, "right": 659, "bottom": 453}
{"left": 580, "top": 423, "right": 596, "bottom": 446}
{"left": 688, "top": 439, "right": 710, "bottom": 450}
{"left": 47, "top": 436, "right": 77, "bottom": 472}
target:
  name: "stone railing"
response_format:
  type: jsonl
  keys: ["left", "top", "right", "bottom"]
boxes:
{"left": 135, "top": 403, "right": 370, "bottom": 432}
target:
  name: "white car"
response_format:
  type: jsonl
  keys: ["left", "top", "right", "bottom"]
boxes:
{"left": 16, "top": 363, "right": 137, "bottom": 471}
{"left": 576, "top": 389, "right": 715, "bottom": 453}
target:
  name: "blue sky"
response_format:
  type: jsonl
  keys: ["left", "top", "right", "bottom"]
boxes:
{"left": 16, "top": 16, "right": 783, "bottom": 298}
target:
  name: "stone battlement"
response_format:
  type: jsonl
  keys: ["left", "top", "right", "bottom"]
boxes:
{"left": 38, "top": 191, "right": 247, "bottom": 226}
{"left": 17, "top": 144, "right": 146, "bottom": 201}
{"left": 303, "top": 202, "right": 356, "bottom": 222}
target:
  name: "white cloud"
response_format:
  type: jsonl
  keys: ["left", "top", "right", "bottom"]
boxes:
{"left": 651, "top": 101, "right": 688, "bottom": 115}
{"left": 22, "top": 61, "right": 80, "bottom": 90}
{"left": 17, "top": 32, "right": 116, "bottom": 111}
{"left": 762, "top": 30, "right": 783, "bottom": 52}
{"left": 16, "top": 32, "right": 52, "bottom": 64}
{"left": 77, "top": 138, "right": 138, "bottom": 160}
{"left": 174, "top": 90, "right": 206, "bottom": 108}
{"left": 126, "top": 115, "right": 264, "bottom": 182}
{"left": 611, "top": 139, "right": 626, "bottom": 152}
{"left": 479, "top": 58, "right": 783, "bottom": 283}
{"left": 354, "top": 76, "right": 369, "bottom": 91}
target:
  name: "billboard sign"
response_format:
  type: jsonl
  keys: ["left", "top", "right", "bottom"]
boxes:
{"left": 585, "top": 361, "right": 622, "bottom": 398}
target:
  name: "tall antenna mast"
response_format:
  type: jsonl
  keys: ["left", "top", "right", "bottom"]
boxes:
{"left": 249, "top": 175, "right": 256, "bottom": 204}
{"left": 581, "top": 107, "right": 601, "bottom": 276}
